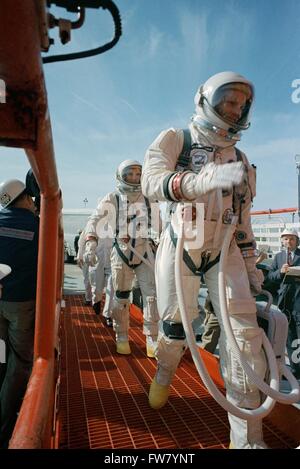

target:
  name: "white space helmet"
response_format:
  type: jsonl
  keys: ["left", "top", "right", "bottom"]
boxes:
{"left": 193, "top": 71, "right": 254, "bottom": 141}
{"left": 116, "top": 159, "right": 142, "bottom": 193}
{"left": 281, "top": 228, "right": 299, "bottom": 238}
{"left": 0, "top": 179, "right": 26, "bottom": 208}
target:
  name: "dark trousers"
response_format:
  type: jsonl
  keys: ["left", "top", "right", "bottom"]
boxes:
{"left": 0, "top": 300, "right": 35, "bottom": 448}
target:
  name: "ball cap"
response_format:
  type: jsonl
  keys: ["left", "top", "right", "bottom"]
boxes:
{"left": 0, "top": 264, "right": 12, "bottom": 281}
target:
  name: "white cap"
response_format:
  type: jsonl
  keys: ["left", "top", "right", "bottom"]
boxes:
{"left": 0, "top": 264, "right": 11, "bottom": 280}
{"left": 281, "top": 228, "right": 299, "bottom": 238}
{"left": 0, "top": 179, "right": 26, "bottom": 208}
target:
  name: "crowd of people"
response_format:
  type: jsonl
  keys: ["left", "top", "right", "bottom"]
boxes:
{"left": 1, "top": 71, "right": 300, "bottom": 449}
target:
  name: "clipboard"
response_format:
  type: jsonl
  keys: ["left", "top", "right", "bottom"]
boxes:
{"left": 283, "top": 266, "right": 300, "bottom": 284}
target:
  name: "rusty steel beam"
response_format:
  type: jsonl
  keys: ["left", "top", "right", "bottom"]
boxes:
{"left": 9, "top": 358, "right": 55, "bottom": 448}
{"left": 0, "top": 0, "right": 63, "bottom": 448}
{"left": 0, "top": 1, "right": 46, "bottom": 147}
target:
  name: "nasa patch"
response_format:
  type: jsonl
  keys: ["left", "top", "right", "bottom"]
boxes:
{"left": 191, "top": 149, "right": 208, "bottom": 172}
{"left": 222, "top": 208, "right": 234, "bottom": 224}
{"left": 235, "top": 230, "right": 247, "bottom": 241}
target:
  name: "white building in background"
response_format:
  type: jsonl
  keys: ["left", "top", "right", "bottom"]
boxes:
{"left": 63, "top": 208, "right": 93, "bottom": 262}
{"left": 251, "top": 208, "right": 299, "bottom": 258}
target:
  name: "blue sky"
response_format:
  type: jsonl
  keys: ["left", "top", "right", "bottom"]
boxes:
{"left": 1, "top": 0, "right": 300, "bottom": 211}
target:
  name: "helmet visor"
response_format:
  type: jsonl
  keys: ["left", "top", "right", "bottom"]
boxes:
{"left": 211, "top": 83, "right": 253, "bottom": 129}
{"left": 121, "top": 165, "right": 141, "bottom": 186}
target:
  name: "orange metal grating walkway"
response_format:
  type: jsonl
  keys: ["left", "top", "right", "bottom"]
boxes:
{"left": 56, "top": 294, "right": 297, "bottom": 449}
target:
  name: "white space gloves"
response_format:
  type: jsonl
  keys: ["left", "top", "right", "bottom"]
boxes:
{"left": 182, "top": 161, "right": 245, "bottom": 199}
{"left": 83, "top": 239, "right": 98, "bottom": 266}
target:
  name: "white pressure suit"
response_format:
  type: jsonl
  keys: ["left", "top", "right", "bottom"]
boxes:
{"left": 77, "top": 229, "right": 92, "bottom": 304}
{"left": 101, "top": 235, "right": 114, "bottom": 322}
{"left": 87, "top": 227, "right": 111, "bottom": 312}
{"left": 80, "top": 220, "right": 113, "bottom": 315}
{"left": 85, "top": 160, "right": 160, "bottom": 356}
{"left": 141, "top": 72, "right": 267, "bottom": 449}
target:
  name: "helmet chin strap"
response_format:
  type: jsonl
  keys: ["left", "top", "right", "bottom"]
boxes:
{"left": 190, "top": 120, "right": 238, "bottom": 161}
{"left": 116, "top": 177, "right": 141, "bottom": 194}
{"left": 192, "top": 114, "right": 241, "bottom": 143}
{"left": 117, "top": 186, "right": 141, "bottom": 202}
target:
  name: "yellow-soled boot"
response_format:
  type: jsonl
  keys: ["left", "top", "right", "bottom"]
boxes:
{"left": 149, "top": 377, "right": 169, "bottom": 409}
{"left": 228, "top": 441, "right": 268, "bottom": 449}
{"left": 116, "top": 340, "right": 131, "bottom": 355}
{"left": 146, "top": 336, "right": 157, "bottom": 358}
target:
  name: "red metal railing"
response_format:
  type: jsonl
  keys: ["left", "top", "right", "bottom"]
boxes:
{"left": 0, "top": 0, "right": 63, "bottom": 448}
{"left": 251, "top": 207, "right": 297, "bottom": 215}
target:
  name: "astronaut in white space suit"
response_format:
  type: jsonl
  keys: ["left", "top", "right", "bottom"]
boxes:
{"left": 87, "top": 228, "right": 110, "bottom": 316}
{"left": 101, "top": 235, "right": 114, "bottom": 327}
{"left": 141, "top": 71, "right": 266, "bottom": 449}
{"left": 85, "top": 160, "right": 160, "bottom": 357}
{"left": 76, "top": 228, "right": 92, "bottom": 305}
{"left": 78, "top": 222, "right": 113, "bottom": 322}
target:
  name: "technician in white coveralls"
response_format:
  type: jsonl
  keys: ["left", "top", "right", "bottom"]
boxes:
{"left": 76, "top": 228, "right": 92, "bottom": 305}
{"left": 77, "top": 225, "right": 113, "bottom": 324}
{"left": 101, "top": 234, "right": 114, "bottom": 327}
{"left": 141, "top": 71, "right": 267, "bottom": 449}
{"left": 85, "top": 160, "right": 159, "bottom": 357}
{"left": 87, "top": 227, "right": 109, "bottom": 315}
